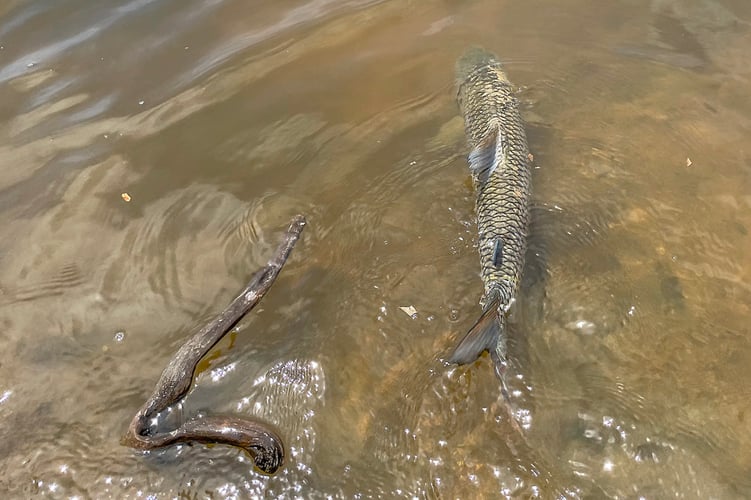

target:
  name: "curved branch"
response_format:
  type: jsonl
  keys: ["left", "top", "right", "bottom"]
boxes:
{"left": 122, "top": 215, "right": 306, "bottom": 475}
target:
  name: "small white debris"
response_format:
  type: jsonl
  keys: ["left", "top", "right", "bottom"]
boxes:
{"left": 399, "top": 306, "right": 418, "bottom": 318}
{"left": 0, "top": 390, "right": 12, "bottom": 404}
{"left": 686, "top": 157, "right": 692, "bottom": 167}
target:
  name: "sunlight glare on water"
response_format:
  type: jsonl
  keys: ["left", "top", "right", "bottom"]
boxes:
{"left": 0, "top": 0, "right": 750, "bottom": 497}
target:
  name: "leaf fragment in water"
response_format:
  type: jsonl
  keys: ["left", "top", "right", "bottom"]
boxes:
{"left": 399, "top": 306, "right": 418, "bottom": 318}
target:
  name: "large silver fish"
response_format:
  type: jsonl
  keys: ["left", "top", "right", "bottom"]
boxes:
{"left": 449, "top": 48, "right": 532, "bottom": 391}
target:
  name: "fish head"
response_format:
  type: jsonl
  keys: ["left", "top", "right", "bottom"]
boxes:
{"left": 454, "top": 47, "right": 503, "bottom": 86}
{"left": 455, "top": 47, "right": 512, "bottom": 116}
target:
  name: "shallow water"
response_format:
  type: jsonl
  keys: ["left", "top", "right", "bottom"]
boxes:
{"left": 1, "top": 0, "right": 750, "bottom": 498}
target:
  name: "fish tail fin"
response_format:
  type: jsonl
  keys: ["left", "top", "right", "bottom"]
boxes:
{"left": 449, "top": 294, "right": 513, "bottom": 400}
{"left": 490, "top": 349, "right": 512, "bottom": 402}
{"left": 449, "top": 297, "right": 524, "bottom": 435}
{"left": 448, "top": 295, "right": 503, "bottom": 365}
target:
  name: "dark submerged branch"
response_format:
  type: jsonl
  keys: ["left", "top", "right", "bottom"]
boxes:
{"left": 122, "top": 215, "right": 306, "bottom": 475}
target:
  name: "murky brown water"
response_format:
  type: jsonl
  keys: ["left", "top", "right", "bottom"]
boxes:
{"left": 1, "top": 0, "right": 750, "bottom": 498}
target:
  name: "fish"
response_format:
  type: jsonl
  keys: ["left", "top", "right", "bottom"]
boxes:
{"left": 449, "top": 48, "right": 532, "bottom": 396}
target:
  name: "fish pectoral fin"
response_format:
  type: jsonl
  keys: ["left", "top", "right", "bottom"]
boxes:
{"left": 467, "top": 127, "right": 506, "bottom": 185}
{"left": 448, "top": 296, "right": 502, "bottom": 365}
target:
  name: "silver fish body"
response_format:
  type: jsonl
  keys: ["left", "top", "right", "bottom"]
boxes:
{"left": 450, "top": 48, "right": 531, "bottom": 380}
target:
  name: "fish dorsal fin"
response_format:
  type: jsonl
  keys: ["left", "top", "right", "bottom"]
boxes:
{"left": 467, "top": 126, "right": 506, "bottom": 185}
{"left": 492, "top": 238, "right": 504, "bottom": 268}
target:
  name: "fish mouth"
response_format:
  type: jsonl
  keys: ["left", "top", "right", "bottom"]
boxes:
{"left": 454, "top": 46, "right": 502, "bottom": 84}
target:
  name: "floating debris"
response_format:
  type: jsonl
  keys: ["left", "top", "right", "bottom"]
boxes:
{"left": 399, "top": 306, "right": 418, "bottom": 318}
{"left": 121, "top": 192, "right": 131, "bottom": 202}
{"left": 123, "top": 215, "right": 306, "bottom": 475}
{"left": 686, "top": 157, "right": 692, "bottom": 167}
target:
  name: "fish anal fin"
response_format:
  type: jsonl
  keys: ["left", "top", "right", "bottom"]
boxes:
{"left": 468, "top": 128, "right": 505, "bottom": 185}
{"left": 449, "top": 296, "right": 502, "bottom": 364}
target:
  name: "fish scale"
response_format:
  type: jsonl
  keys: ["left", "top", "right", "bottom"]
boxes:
{"left": 449, "top": 48, "right": 532, "bottom": 385}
